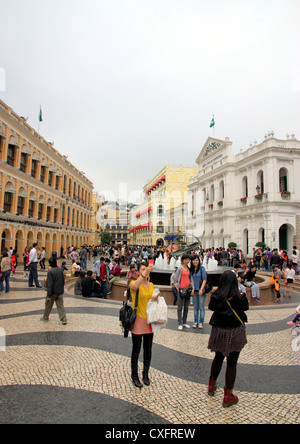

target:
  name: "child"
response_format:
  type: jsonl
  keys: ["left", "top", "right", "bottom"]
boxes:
{"left": 271, "top": 265, "right": 281, "bottom": 303}
{"left": 287, "top": 305, "right": 300, "bottom": 326}
{"left": 283, "top": 264, "right": 295, "bottom": 299}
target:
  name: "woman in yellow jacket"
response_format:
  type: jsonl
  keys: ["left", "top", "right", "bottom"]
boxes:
{"left": 130, "top": 262, "right": 158, "bottom": 388}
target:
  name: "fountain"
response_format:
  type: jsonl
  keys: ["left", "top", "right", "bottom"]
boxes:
{"left": 149, "top": 253, "right": 227, "bottom": 291}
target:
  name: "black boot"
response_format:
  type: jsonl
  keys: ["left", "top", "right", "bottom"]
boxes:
{"left": 142, "top": 366, "right": 150, "bottom": 386}
{"left": 131, "top": 360, "right": 143, "bottom": 388}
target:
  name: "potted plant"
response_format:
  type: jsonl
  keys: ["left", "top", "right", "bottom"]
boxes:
{"left": 240, "top": 196, "right": 248, "bottom": 203}
{"left": 255, "top": 193, "right": 263, "bottom": 200}
{"left": 217, "top": 200, "right": 223, "bottom": 207}
{"left": 281, "top": 191, "right": 291, "bottom": 198}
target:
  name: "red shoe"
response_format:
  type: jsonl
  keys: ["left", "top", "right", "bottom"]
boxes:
{"left": 208, "top": 378, "right": 217, "bottom": 396}
{"left": 223, "top": 387, "right": 239, "bottom": 408}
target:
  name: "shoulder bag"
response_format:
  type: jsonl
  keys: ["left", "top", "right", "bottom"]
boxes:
{"left": 226, "top": 299, "right": 247, "bottom": 339}
{"left": 119, "top": 288, "right": 139, "bottom": 337}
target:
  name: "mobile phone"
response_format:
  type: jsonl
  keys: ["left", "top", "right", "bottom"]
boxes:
{"left": 148, "top": 259, "right": 154, "bottom": 267}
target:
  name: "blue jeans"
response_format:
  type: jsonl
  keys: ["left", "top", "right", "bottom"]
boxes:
{"left": 0, "top": 270, "right": 11, "bottom": 293}
{"left": 172, "top": 287, "right": 178, "bottom": 305}
{"left": 193, "top": 290, "right": 206, "bottom": 324}
{"left": 100, "top": 280, "right": 108, "bottom": 299}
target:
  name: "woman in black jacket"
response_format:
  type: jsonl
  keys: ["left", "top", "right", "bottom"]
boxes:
{"left": 207, "top": 270, "right": 249, "bottom": 407}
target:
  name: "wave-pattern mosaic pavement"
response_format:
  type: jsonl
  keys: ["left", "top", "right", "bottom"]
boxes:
{"left": 0, "top": 270, "right": 299, "bottom": 424}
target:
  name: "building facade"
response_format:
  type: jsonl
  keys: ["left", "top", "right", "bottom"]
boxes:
{"left": 96, "top": 200, "right": 133, "bottom": 245}
{"left": 0, "top": 100, "right": 94, "bottom": 257}
{"left": 187, "top": 133, "right": 300, "bottom": 255}
{"left": 130, "top": 165, "right": 198, "bottom": 246}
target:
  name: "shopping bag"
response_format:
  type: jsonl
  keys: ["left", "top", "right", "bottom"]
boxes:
{"left": 147, "top": 296, "right": 168, "bottom": 325}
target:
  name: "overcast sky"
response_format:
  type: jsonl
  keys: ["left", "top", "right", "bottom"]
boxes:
{"left": 0, "top": 0, "right": 299, "bottom": 203}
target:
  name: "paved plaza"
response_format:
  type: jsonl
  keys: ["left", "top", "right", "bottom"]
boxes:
{"left": 0, "top": 263, "right": 299, "bottom": 425}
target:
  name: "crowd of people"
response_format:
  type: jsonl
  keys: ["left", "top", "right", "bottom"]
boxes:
{"left": 0, "top": 240, "right": 299, "bottom": 409}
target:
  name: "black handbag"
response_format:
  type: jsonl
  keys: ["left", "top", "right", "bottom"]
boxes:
{"left": 180, "top": 285, "right": 193, "bottom": 299}
{"left": 119, "top": 288, "right": 139, "bottom": 337}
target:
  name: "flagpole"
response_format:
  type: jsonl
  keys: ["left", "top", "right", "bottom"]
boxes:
{"left": 38, "top": 105, "right": 40, "bottom": 134}
{"left": 38, "top": 105, "right": 42, "bottom": 134}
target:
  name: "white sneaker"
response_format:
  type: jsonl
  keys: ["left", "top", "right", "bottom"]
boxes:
{"left": 192, "top": 323, "right": 198, "bottom": 329}
{"left": 183, "top": 324, "right": 190, "bottom": 329}
{"left": 178, "top": 325, "right": 183, "bottom": 331}
{"left": 199, "top": 323, "right": 203, "bottom": 329}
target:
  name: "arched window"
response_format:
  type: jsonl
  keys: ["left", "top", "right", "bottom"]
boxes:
{"left": 279, "top": 168, "right": 288, "bottom": 192}
{"left": 242, "top": 176, "right": 248, "bottom": 197}
{"left": 219, "top": 180, "right": 225, "bottom": 200}
{"left": 63, "top": 176, "right": 67, "bottom": 194}
{"left": 210, "top": 184, "right": 215, "bottom": 203}
{"left": 257, "top": 170, "right": 264, "bottom": 194}
{"left": 157, "top": 205, "right": 164, "bottom": 217}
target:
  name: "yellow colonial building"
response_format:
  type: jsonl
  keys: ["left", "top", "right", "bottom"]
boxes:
{"left": 130, "top": 165, "right": 197, "bottom": 246}
{"left": 0, "top": 100, "right": 94, "bottom": 257}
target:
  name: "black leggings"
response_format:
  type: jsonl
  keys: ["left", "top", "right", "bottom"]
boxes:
{"left": 210, "top": 351, "right": 240, "bottom": 390}
{"left": 131, "top": 333, "right": 154, "bottom": 369}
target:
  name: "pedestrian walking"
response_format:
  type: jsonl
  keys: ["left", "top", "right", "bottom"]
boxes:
{"left": 207, "top": 270, "right": 249, "bottom": 408}
{"left": 39, "top": 247, "right": 46, "bottom": 269}
{"left": 41, "top": 258, "right": 67, "bottom": 324}
{"left": 28, "top": 243, "right": 42, "bottom": 288}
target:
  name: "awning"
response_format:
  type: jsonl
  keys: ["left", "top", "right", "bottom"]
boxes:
{"left": 146, "top": 175, "right": 166, "bottom": 194}
{"left": 130, "top": 222, "right": 153, "bottom": 234}
{"left": 136, "top": 206, "right": 152, "bottom": 218}
{"left": 164, "top": 234, "right": 179, "bottom": 241}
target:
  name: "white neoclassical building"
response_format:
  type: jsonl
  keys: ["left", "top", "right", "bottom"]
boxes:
{"left": 187, "top": 132, "right": 300, "bottom": 256}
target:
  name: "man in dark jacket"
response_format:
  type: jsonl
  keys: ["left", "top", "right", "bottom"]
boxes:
{"left": 41, "top": 258, "right": 67, "bottom": 324}
{"left": 270, "top": 249, "right": 281, "bottom": 268}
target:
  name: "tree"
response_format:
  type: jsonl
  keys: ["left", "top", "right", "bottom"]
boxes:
{"left": 101, "top": 231, "right": 112, "bottom": 245}
{"left": 228, "top": 242, "right": 237, "bottom": 249}
{"left": 255, "top": 241, "right": 266, "bottom": 249}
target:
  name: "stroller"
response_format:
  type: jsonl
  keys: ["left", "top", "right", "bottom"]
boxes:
{"left": 291, "top": 319, "right": 300, "bottom": 336}
{"left": 288, "top": 304, "right": 300, "bottom": 336}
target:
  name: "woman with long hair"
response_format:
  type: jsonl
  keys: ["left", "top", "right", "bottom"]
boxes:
{"left": 190, "top": 255, "right": 207, "bottom": 329}
{"left": 207, "top": 270, "right": 249, "bottom": 407}
{"left": 129, "top": 261, "right": 158, "bottom": 388}
{"left": 172, "top": 254, "right": 194, "bottom": 331}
